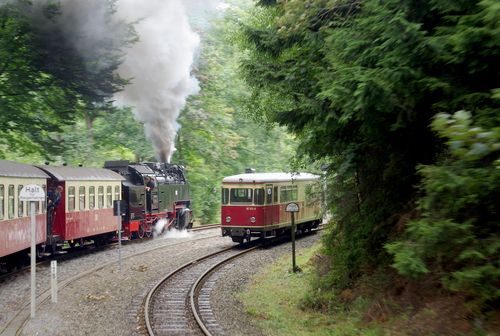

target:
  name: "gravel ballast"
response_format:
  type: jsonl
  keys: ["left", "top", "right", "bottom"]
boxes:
{"left": 1, "top": 229, "right": 322, "bottom": 336}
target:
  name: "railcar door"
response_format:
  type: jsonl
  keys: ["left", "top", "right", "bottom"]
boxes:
{"left": 264, "top": 184, "right": 275, "bottom": 225}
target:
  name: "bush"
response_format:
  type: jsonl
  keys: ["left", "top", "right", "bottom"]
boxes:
{"left": 386, "top": 111, "right": 500, "bottom": 311}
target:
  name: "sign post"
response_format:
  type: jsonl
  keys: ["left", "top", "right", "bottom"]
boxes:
{"left": 285, "top": 202, "right": 300, "bottom": 273}
{"left": 19, "top": 184, "right": 46, "bottom": 318}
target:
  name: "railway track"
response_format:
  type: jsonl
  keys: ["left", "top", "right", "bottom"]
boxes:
{"left": 0, "top": 225, "right": 221, "bottom": 336}
{"left": 144, "top": 244, "right": 258, "bottom": 336}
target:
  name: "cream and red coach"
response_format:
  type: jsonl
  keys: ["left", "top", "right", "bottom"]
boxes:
{"left": 0, "top": 160, "right": 49, "bottom": 267}
{"left": 36, "top": 164, "right": 124, "bottom": 249}
{"left": 221, "top": 172, "right": 322, "bottom": 243}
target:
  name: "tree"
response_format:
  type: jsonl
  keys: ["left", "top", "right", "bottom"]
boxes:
{"left": 236, "top": 0, "right": 499, "bottom": 309}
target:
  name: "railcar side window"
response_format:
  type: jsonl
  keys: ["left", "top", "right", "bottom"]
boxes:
{"left": 254, "top": 188, "right": 265, "bottom": 205}
{"left": 18, "top": 185, "right": 24, "bottom": 217}
{"left": 107, "top": 186, "right": 112, "bottom": 208}
{"left": 89, "top": 186, "right": 95, "bottom": 209}
{"left": 280, "top": 185, "right": 298, "bottom": 203}
{"left": 79, "top": 186, "right": 85, "bottom": 210}
{"left": 0, "top": 185, "right": 4, "bottom": 220}
{"left": 98, "top": 186, "right": 104, "bottom": 209}
{"left": 221, "top": 188, "right": 229, "bottom": 205}
{"left": 114, "top": 186, "right": 120, "bottom": 201}
{"left": 68, "top": 186, "right": 76, "bottom": 212}
{"left": 274, "top": 186, "right": 278, "bottom": 203}
{"left": 8, "top": 185, "right": 14, "bottom": 219}
{"left": 230, "top": 188, "right": 253, "bottom": 204}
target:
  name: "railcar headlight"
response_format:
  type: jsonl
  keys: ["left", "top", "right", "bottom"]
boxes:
{"left": 225, "top": 216, "right": 231, "bottom": 223}
{"left": 250, "top": 216, "right": 256, "bottom": 223}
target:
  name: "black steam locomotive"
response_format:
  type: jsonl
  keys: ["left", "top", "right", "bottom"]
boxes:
{"left": 104, "top": 161, "right": 192, "bottom": 239}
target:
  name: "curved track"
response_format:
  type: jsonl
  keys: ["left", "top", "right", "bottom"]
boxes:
{"left": 145, "top": 245, "right": 257, "bottom": 336}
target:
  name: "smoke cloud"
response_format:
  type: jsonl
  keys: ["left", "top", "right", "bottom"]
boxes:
{"left": 5, "top": 0, "right": 200, "bottom": 163}
{"left": 115, "top": 0, "right": 200, "bottom": 163}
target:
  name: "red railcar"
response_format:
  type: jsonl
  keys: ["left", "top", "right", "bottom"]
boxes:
{"left": 221, "top": 172, "right": 322, "bottom": 243}
{"left": 0, "top": 160, "right": 49, "bottom": 267}
{"left": 36, "top": 165, "right": 124, "bottom": 250}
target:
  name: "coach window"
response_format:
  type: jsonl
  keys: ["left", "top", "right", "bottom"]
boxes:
{"left": 89, "top": 186, "right": 95, "bottom": 209}
{"left": 0, "top": 185, "right": 4, "bottom": 220}
{"left": 79, "top": 186, "right": 86, "bottom": 210}
{"left": 98, "top": 186, "right": 104, "bottom": 209}
{"left": 68, "top": 186, "right": 76, "bottom": 212}
{"left": 8, "top": 185, "right": 14, "bottom": 219}
{"left": 42, "top": 185, "right": 46, "bottom": 213}
{"left": 254, "top": 188, "right": 265, "bottom": 205}
{"left": 230, "top": 188, "right": 253, "bottom": 204}
{"left": 221, "top": 188, "right": 229, "bottom": 205}
{"left": 114, "top": 186, "right": 120, "bottom": 201}
{"left": 107, "top": 186, "right": 112, "bottom": 208}
{"left": 18, "top": 185, "right": 24, "bottom": 217}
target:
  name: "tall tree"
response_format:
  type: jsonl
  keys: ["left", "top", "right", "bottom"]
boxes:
{"left": 236, "top": 0, "right": 499, "bottom": 308}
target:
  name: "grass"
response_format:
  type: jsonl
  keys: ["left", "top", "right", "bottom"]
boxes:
{"left": 238, "top": 243, "right": 384, "bottom": 336}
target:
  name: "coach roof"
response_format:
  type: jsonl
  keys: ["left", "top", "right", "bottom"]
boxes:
{"left": 222, "top": 172, "right": 319, "bottom": 183}
{"left": 0, "top": 160, "right": 49, "bottom": 178}
{"left": 36, "top": 165, "right": 124, "bottom": 181}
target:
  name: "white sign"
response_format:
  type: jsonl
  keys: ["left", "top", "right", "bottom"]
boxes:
{"left": 285, "top": 202, "right": 299, "bottom": 212}
{"left": 20, "top": 184, "right": 45, "bottom": 201}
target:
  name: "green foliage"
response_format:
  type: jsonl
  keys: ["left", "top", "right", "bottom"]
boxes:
{"left": 236, "top": 0, "right": 499, "bottom": 314}
{"left": 386, "top": 111, "right": 500, "bottom": 311}
{"left": 174, "top": 8, "right": 296, "bottom": 224}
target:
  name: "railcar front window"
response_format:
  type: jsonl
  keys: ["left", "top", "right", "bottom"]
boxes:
{"left": 230, "top": 188, "right": 253, "bottom": 204}
{"left": 254, "top": 188, "right": 265, "bottom": 205}
{"left": 221, "top": 188, "right": 229, "bottom": 205}
{"left": 68, "top": 186, "right": 75, "bottom": 212}
{"left": 0, "top": 185, "right": 4, "bottom": 220}
{"left": 8, "top": 185, "right": 14, "bottom": 219}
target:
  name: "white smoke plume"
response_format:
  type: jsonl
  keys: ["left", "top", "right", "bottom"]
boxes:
{"left": 5, "top": 0, "right": 201, "bottom": 163}
{"left": 115, "top": 0, "right": 200, "bottom": 163}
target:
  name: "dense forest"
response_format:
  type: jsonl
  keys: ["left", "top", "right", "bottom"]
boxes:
{"left": 235, "top": 0, "right": 499, "bottom": 332}
{"left": 1, "top": 0, "right": 498, "bottom": 333}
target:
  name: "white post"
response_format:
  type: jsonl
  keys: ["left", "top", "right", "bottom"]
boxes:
{"left": 51, "top": 260, "right": 58, "bottom": 303}
{"left": 30, "top": 201, "right": 36, "bottom": 318}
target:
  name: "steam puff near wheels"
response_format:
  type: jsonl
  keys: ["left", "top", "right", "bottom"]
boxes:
{"left": 153, "top": 219, "right": 191, "bottom": 239}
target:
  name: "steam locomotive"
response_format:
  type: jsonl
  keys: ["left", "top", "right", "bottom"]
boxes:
{"left": 0, "top": 159, "right": 191, "bottom": 270}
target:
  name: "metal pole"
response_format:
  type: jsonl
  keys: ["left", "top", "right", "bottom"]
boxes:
{"left": 117, "top": 201, "right": 121, "bottom": 272}
{"left": 291, "top": 212, "right": 297, "bottom": 272}
{"left": 30, "top": 201, "right": 36, "bottom": 318}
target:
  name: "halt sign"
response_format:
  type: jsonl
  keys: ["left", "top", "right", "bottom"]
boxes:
{"left": 19, "top": 184, "right": 45, "bottom": 201}
{"left": 285, "top": 202, "right": 299, "bottom": 212}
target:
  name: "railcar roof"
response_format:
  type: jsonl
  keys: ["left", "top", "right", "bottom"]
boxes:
{"left": 36, "top": 165, "right": 124, "bottom": 181}
{"left": 0, "top": 160, "right": 49, "bottom": 178}
{"left": 222, "top": 172, "right": 319, "bottom": 183}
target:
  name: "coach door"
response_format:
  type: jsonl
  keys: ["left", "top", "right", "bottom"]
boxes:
{"left": 264, "top": 184, "right": 275, "bottom": 225}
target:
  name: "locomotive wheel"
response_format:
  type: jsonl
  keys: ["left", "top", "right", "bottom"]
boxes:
{"left": 137, "top": 224, "right": 145, "bottom": 239}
